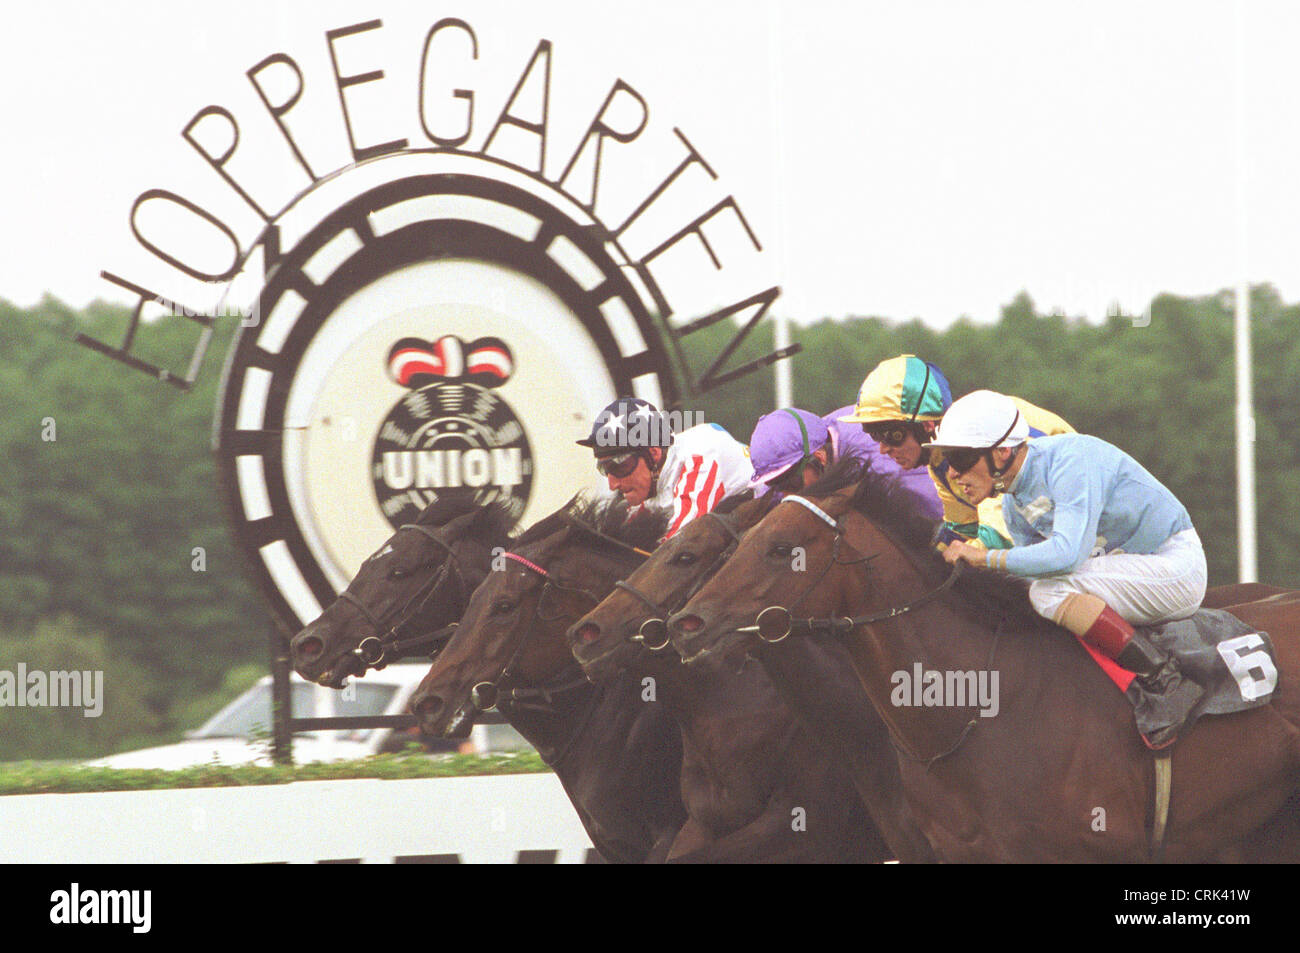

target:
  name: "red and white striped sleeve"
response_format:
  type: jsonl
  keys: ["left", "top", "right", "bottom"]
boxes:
{"left": 655, "top": 424, "right": 753, "bottom": 541}
{"left": 664, "top": 455, "right": 718, "bottom": 540}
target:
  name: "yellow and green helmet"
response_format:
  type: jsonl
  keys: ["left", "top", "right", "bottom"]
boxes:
{"left": 839, "top": 355, "right": 952, "bottom": 425}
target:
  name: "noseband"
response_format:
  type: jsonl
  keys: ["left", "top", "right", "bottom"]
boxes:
{"left": 734, "top": 495, "right": 961, "bottom": 643}
{"left": 614, "top": 510, "right": 743, "bottom": 650}
{"left": 341, "top": 523, "right": 466, "bottom": 668}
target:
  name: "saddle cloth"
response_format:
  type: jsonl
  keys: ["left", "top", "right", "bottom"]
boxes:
{"left": 1075, "top": 609, "right": 1280, "bottom": 740}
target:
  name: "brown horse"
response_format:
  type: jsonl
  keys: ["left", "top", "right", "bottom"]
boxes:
{"left": 413, "top": 496, "right": 880, "bottom": 862}
{"left": 568, "top": 494, "right": 932, "bottom": 863}
{"left": 408, "top": 498, "right": 687, "bottom": 863}
{"left": 669, "top": 461, "right": 1300, "bottom": 862}
{"left": 291, "top": 497, "right": 509, "bottom": 687}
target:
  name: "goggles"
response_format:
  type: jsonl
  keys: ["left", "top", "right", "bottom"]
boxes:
{"left": 597, "top": 452, "right": 642, "bottom": 479}
{"left": 862, "top": 423, "right": 912, "bottom": 447}
{"left": 938, "top": 410, "right": 1023, "bottom": 477}
{"left": 943, "top": 447, "right": 986, "bottom": 476}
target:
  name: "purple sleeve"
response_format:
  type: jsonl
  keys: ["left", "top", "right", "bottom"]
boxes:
{"left": 824, "top": 411, "right": 942, "bottom": 521}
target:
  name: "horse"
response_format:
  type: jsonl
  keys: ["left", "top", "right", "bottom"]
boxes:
{"left": 668, "top": 459, "right": 1300, "bottom": 862}
{"left": 568, "top": 493, "right": 932, "bottom": 863}
{"left": 290, "top": 496, "right": 509, "bottom": 688}
{"left": 407, "top": 497, "right": 688, "bottom": 863}
{"left": 292, "top": 494, "right": 687, "bottom": 863}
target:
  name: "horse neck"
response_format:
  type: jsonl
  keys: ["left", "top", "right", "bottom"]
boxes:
{"left": 534, "top": 674, "right": 685, "bottom": 862}
{"left": 501, "top": 546, "right": 635, "bottom": 753}
{"left": 834, "top": 523, "right": 1001, "bottom": 756}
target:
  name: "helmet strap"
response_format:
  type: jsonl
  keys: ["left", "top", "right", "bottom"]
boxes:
{"left": 986, "top": 412, "right": 1022, "bottom": 478}
{"left": 643, "top": 447, "right": 664, "bottom": 496}
{"left": 990, "top": 444, "right": 1026, "bottom": 493}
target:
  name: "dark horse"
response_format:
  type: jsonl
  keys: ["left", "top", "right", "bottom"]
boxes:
{"left": 291, "top": 497, "right": 508, "bottom": 687}
{"left": 407, "top": 498, "right": 687, "bottom": 862}
{"left": 568, "top": 493, "right": 928, "bottom": 862}
{"left": 291, "top": 496, "right": 686, "bottom": 864}
{"left": 670, "top": 461, "right": 1300, "bottom": 862}
{"left": 412, "top": 495, "right": 880, "bottom": 862}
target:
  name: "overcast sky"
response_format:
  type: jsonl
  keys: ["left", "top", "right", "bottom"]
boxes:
{"left": 2, "top": 0, "right": 1297, "bottom": 328}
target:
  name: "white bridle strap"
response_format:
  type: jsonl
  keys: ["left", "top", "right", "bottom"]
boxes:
{"left": 782, "top": 495, "right": 840, "bottom": 530}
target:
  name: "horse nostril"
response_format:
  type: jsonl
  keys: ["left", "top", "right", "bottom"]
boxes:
{"left": 677, "top": 614, "right": 704, "bottom": 634}
{"left": 294, "top": 635, "right": 323, "bottom": 661}
{"left": 412, "top": 695, "right": 443, "bottom": 719}
{"left": 574, "top": 623, "right": 601, "bottom": 645}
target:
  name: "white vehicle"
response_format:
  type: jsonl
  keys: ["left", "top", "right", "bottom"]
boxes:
{"left": 86, "top": 664, "right": 532, "bottom": 769}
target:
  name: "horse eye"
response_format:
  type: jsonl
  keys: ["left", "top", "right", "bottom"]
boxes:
{"left": 767, "top": 543, "right": 794, "bottom": 559}
{"left": 670, "top": 551, "right": 698, "bottom": 566}
{"left": 491, "top": 599, "right": 516, "bottom": 616}
{"left": 387, "top": 567, "right": 409, "bottom": 580}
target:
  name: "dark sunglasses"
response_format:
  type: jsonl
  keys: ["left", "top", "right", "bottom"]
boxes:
{"left": 862, "top": 423, "right": 911, "bottom": 447}
{"left": 597, "top": 453, "right": 642, "bottom": 479}
{"left": 943, "top": 448, "right": 986, "bottom": 476}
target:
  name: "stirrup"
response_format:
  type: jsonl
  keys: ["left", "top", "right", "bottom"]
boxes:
{"left": 1139, "top": 676, "right": 1203, "bottom": 750}
{"left": 1120, "top": 634, "right": 1203, "bottom": 749}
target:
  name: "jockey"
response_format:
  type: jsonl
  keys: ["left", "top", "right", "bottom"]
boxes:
{"left": 838, "top": 354, "right": 1072, "bottom": 551}
{"left": 577, "top": 397, "right": 753, "bottom": 541}
{"left": 929, "top": 389, "right": 1207, "bottom": 747}
{"left": 748, "top": 406, "right": 943, "bottom": 521}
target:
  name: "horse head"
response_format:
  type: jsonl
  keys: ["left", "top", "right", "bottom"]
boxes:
{"left": 667, "top": 463, "right": 875, "bottom": 667}
{"left": 408, "top": 498, "right": 661, "bottom": 739}
{"left": 290, "top": 499, "right": 509, "bottom": 688}
{"left": 566, "top": 495, "right": 764, "bottom": 680}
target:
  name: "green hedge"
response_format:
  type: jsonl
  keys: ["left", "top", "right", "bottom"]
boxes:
{"left": 0, "top": 750, "right": 550, "bottom": 796}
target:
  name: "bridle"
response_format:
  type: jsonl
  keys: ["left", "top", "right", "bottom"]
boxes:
{"left": 339, "top": 523, "right": 468, "bottom": 668}
{"left": 461, "top": 522, "right": 649, "bottom": 724}
{"left": 734, "top": 495, "right": 962, "bottom": 643}
{"left": 614, "top": 510, "right": 744, "bottom": 650}
{"left": 733, "top": 494, "right": 984, "bottom": 768}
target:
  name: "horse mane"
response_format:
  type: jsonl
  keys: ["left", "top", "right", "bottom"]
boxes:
{"left": 807, "top": 458, "right": 1057, "bottom": 635}
{"left": 414, "top": 494, "right": 517, "bottom": 543}
{"left": 414, "top": 493, "right": 481, "bottom": 525}
{"left": 713, "top": 490, "right": 755, "bottom": 515}
{"left": 514, "top": 493, "right": 668, "bottom": 563}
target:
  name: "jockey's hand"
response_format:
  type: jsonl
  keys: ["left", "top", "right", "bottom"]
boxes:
{"left": 943, "top": 539, "right": 988, "bottom": 568}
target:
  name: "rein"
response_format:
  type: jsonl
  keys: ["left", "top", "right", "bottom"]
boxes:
{"left": 734, "top": 494, "right": 988, "bottom": 765}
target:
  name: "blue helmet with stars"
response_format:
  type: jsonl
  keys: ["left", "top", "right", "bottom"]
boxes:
{"left": 577, "top": 397, "right": 674, "bottom": 458}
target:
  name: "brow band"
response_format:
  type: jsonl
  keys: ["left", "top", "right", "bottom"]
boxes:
{"left": 503, "top": 552, "right": 550, "bottom": 578}
{"left": 782, "top": 495, "right": 840, "bottom": 530}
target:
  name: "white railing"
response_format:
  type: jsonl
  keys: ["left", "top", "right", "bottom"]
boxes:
{"left": 0, "top": 775, "right": 596, "bottom": 863}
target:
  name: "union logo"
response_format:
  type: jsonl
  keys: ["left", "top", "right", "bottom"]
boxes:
{"left": 373, "top": 336, "right": 534, "bottom": 525}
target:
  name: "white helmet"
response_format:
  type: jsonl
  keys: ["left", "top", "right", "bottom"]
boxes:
{"left": 926, "top": 390, "right": 1028, "bottom": 451}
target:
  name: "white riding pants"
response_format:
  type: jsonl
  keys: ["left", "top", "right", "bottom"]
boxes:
{"left": 1027, "top": 529, "right": 1208, "bottom": 626}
